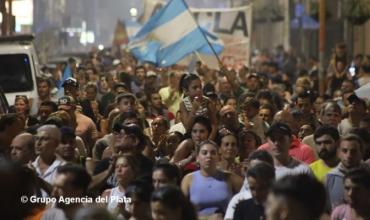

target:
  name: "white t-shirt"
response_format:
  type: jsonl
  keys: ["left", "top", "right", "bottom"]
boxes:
{"left": 32, "top": 156, "right": 65, "bottom": 184}
{"left": 32, "top": 156, "right": 65, "bottom": 197}
{"left": 275, "top": 162, "right": 313, "bottom": 179}
{"left": 41, "top": 208, "right": 67, "bottom": 220}
{"left": 224, "top": 159, "right": 312, "bottom": 220}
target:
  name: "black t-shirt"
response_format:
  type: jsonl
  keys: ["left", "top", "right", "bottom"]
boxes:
{"left": 233, "top": 198, "right": 265, "bottom": 220}
{"left": 80, "top": 99, "right": 96, "bottom": 122}
{"left": 329, "top": 74, "right": 347, "bottom": 95}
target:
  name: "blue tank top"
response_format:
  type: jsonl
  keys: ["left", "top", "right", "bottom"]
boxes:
{"left": 189, "top": 170, "right": 233, "bottom": 215}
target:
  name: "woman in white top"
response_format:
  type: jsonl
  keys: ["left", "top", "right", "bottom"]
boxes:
{"left": 101, "top": 153, "right": 138, "bottom": 218}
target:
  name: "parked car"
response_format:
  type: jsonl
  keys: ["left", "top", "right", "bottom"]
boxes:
{"left": 0, "top": 35, "right": 40, "bottom": 105}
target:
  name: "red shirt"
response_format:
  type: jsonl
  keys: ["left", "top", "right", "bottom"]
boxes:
{"left": 258, "top": 136, "right": 317, "bottom": 164}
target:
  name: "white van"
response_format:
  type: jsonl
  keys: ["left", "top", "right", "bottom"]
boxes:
{"left": 0, "top": 35, "right": 40, "bottom": 106}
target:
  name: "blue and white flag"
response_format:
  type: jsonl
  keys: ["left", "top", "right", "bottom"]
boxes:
{"left": 130, "top": 0, "right": 223, "bottom": 67}
{"left": 56, "top": 64, "right": 72, "bottom": 89}
{"left": 197, "top": 28, "right": 224, "bottom": 55}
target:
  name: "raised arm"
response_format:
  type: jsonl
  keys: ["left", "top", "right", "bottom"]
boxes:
{"left": 221, "top": 66, "right": 241, "bottom": 93}
{"left": 207, "top": 100, "right": 218, "bottom": 140}
{"left": 170, "top": 139, "right": 193, "bottom": 164}
{"left": 180, "top": 101, "right": 199, "bottom": 131}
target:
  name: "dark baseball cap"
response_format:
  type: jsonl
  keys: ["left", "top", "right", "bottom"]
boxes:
{"left": 115, "top": 92, "right": 136, "bottom": 104}
{"left": 113, "top": 82, "right": 128, "bottom": 91}
{"left": 266, "top": 122, "right": 292, "bottom": 137}
{"left": 347, "top": 93, "right": 366, "bottom": 106}
{"left": 204, "top": 91, "right": 217, "bottom": 99}
{"left": 62, "top": 77, "right": 79, "bottom": 88}
{"left": 60, "top": 126, "right": 76, "bottom": 139}
{"left": 203, "top": 83, "right": 217, "bottom": 99}
{"left": 113, "top": 123, "right": 145, "bottom": 146}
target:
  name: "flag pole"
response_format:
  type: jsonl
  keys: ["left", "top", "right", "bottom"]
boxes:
{"left": 181, "top": 0, "right": 223, "bottom": 67}
{"left": 195, "top": 51, "right": 205, "bottom": 63}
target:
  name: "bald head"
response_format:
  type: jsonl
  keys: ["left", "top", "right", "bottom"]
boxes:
{"left": 12, "top": 132, "right": 34, "bottom": 145}
{"left": 10, "top": 133, "right": 35, "bottom": 164}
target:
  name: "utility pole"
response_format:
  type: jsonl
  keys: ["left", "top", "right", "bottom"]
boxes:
{"left": 318, "top": 0, "right": 326, "bottom": 96}
{"left": 283, "top": 0, "right": 290, "bottom": 50}
{"left": 1, "top": 0, "right": 7, "bottom": 35}
{"left": 8, "top": 0, "right": 12, "bottom": 35}
{"left": 1, "top": 0, "right": 13, "bottom": 36}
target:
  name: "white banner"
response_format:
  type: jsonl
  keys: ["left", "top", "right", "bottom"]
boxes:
{"left": 192, "top": 6, "right": 252, "bottom": 69}
{"left": 140, "top": 1, "right": 252, "bottom": 69}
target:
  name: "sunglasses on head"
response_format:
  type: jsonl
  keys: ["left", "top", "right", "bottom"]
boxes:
{"left": 15, "top": 95, "right": 28, "bottom": 101}
{"left": 16, "top": 95, "right": 27, "bottom": 98}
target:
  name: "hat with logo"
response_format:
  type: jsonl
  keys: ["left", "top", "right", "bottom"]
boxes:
{"left": 58, "top": 96, "right": 77, "bottom": 106}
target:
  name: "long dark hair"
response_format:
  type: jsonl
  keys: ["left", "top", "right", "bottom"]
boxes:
{"left": 179, "top": 73, "right": 200, "bottom": 94}
{"left": 151, "top": 186, "right": 198, "bottom": 220}
{"left": 153, "top": 163, "right": 181, "bottom": 186}
{"left": 184, "top": 116, "right": 212, "bottom": 139}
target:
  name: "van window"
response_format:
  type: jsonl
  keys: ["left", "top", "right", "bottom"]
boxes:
{"left": 0, "top": 54, "right": 34, "bottom": 93}
{"left": 0, "top": 87, "right": 8, "bottom": 114}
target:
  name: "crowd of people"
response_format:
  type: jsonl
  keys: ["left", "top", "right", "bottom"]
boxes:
{"left": 1, "top": 43, "right": 370, "bottom": 220}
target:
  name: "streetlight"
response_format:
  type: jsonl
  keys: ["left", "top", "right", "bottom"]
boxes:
{"left": 129, "top": 7, "right": 138, "bottom": 17}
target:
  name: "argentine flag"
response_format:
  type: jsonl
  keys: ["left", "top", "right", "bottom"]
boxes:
{"left": 130, "top": 0, "right": 223, "bottom": 67}
{"left": 198, "top": 28, "right": 224, "bottom": 55}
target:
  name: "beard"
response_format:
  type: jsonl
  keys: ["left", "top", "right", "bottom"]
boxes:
{"left": 318, "top": 149, "right": 336, "bottom": 160}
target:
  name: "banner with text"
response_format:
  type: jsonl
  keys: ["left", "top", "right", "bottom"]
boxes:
{"left": 140, "top": 0, "right": 252, "bottom": 69}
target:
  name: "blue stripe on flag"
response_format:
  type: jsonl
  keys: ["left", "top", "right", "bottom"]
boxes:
{"left": 198, "top": 43, "right": 224, "bottom": 55}
{"left": 135, "top": 0, "right": 187, "bottom": 39}
{"left": 56, "top": 64, "right": 72, "bottom": 89}
{"left": 130, "top": 0, "right": 224, "bottom": 67}
{"left": 197, "top": 29, "right": 224, "bottom": 54}
{"left": 157, "top": 28, "right": 208, "bottom": 66}
{"left": 131, "top": 41, "right": 161, "bottom": 64}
